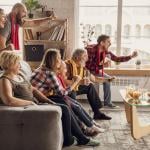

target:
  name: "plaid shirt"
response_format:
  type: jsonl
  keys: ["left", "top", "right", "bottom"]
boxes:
{"left": 31, "top": 67, "right": 69, "bottom": 96}
{"left": 86, "top": 44, "right": 132, "bottom": 74}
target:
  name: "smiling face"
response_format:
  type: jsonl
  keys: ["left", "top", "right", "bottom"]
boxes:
{"left": 9, "top": 60, "right": 21, "bottom": 74}
{"left": 0, "top": 9, "right": 6, "bottom": 28}
{"left": 0, "top": 51, "right": 21, "bottom": 74}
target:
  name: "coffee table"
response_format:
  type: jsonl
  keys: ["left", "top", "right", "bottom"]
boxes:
{"left": 120, "top": 89, "right": 150, "bottom": 139}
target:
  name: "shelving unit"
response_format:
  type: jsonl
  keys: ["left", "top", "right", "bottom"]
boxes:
{"left": 23, "top": 18, "right": 68, "bottom": 69}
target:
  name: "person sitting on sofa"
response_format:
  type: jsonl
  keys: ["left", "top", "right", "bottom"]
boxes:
{"left": 0, "top": 51, "right": 99, "bottom": 146}
{"left": 54, "top": 58, "right": 105, "bottom": 133}
{"left": 0, "top": 51, "right": 99, "bottom": 147}
{"left": 65, "top": 49, "right": 113, "bottom": 120}
{"left": 58, "top": 61, "right": 107, "bottom": 133}
{"left": 85, "top": 34, "right": 138, "bottom": 108}
{"left": 31, "top": 49, "right": 104, "bottom": 133}
{"left": 31, "top": 49, "right": 103, "bottom": 139}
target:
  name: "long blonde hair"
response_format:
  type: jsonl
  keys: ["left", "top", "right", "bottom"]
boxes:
{"left": 0, "top": 51, "right": 21, "bottom": 70}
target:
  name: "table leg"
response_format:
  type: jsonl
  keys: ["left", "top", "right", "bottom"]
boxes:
{"left": 131, "top": 106, "right": 150, "bottom": 139}
{"left": 124, "top": 101, "right": 132, "bottom": 123}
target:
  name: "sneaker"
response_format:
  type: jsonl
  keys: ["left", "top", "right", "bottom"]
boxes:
{"left": 71, "top": 136, "right": 78, "bottom": 146}
{"left": 92, "top": 125, "right": 106, "bottom": 133}
{"left": 93, "top": 113, "right": 112, "bottom": 120}
{"left": 85, "top": 138, "right": 100, "bottom": 146}
{"left": 64, "top": 136, "right": 77, "bottom": 147}
{"left": 93, "top": 121, "right": 102, "bottom": 128}
{"left": 83, "top": 127, "right": 99, "bottom": 137}
{"left": 104, "top": 103, "right": 120, "bottom": 109}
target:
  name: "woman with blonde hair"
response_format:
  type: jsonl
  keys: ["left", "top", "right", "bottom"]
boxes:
{"left": 0, "top": 51, "right": 91, "bottom": 147}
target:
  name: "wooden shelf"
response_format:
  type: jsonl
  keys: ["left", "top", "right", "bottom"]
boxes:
{"left": 104, "top": 68, "right": 150, "bottom": 76}
{"left": 24, "top": 40, "right": 66, "bottom": 47}
{"left": 23, "top": 18, "right": 68, "bottom": 69}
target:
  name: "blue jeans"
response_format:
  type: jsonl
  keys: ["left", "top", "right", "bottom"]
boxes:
{"left": 93, "top": 72, "right": 112, "bottom": 105}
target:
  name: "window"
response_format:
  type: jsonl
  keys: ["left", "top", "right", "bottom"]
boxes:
{"left": 95, "top": 24, "right": 102, "bottom": 38}
{"left": 79, "top": 0, "right": 117, "bottom": 49}
{"left": 135, "top": 25, "right": 141, "bottom": 38}
{"left": 0, "top": 0, "right": 21, "bottom": 13}
{"left": 78, "top": 0, "right": 150, "bottom": 65}
{"left": 124, "top": 24, "right": 130, "bottom": 39}
{"left": 144, "top": 25, "right": 150, "bottom": 37}
{"left": 105, "top": 24, "right": 112, "bottom": 36}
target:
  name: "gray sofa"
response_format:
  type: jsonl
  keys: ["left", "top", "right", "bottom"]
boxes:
{"left": 0, "top": 62, "right": 63, "bottom": 150}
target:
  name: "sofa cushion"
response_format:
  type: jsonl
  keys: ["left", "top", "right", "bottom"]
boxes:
{"left": 0, "top": 105, "right": 63, "bottom": 150}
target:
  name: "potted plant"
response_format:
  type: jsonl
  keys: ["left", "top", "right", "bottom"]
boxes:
{"left": 25, "top": 0, "right": 41, "bottom": 18}
{"left": 135, "top": 59, "right": 141, "bottom": 69}
{"left": 114, "top": 62, "right": 120, "bottom": 69}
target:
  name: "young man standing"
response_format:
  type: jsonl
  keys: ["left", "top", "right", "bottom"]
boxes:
{"left": 86, "top": 34, "right": 138, "bottom": 108}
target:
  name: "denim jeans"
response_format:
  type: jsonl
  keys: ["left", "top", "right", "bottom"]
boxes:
{"left": 48, "top": 95, "right": 90, "bottom": 145}
{"left": 93, "top": 72, "right": 112, "bottom": 105}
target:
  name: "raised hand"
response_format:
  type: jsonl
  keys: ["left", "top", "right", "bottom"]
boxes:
{"left": 131, "top": 51, "right": 138, "bottom": 58}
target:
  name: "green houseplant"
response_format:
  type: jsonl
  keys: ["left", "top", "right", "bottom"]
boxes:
{"left": 25, "top": 0, "right": 41, "bottom": 18}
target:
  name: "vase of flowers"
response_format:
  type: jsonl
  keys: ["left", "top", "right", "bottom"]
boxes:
{"left": 115, "top": 62, "right": 120, "bottom": 69}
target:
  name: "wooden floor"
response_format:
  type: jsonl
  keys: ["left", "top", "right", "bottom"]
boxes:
{"left": 63, "top": 102, "right": 150, "bottom": 150}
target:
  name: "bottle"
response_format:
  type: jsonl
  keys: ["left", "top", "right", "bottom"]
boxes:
{"left": 83, "top": 69, "right": 90, "bottom": 85}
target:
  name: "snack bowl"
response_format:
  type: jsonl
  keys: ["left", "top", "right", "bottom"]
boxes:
{"left": 132, "top": 91, "right": 141, "bottom": 99}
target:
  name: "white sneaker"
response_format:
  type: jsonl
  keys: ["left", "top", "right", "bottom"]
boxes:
{"left": 93, "top": 125, "right": 106, "bottom": 133}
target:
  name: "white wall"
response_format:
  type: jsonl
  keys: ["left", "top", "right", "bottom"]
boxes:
{"left": 38, "top": 0, "right": 75, "bottom": 58}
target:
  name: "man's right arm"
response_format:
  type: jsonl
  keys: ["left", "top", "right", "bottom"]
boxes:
{"left": 109, "top": 51, "right": 132, "bottom": 62}
{"left": 22, "top": 17, "right": 52, "bottom": 27}
{"left": 0, "top": 35, "right": 7, "bottom": 50}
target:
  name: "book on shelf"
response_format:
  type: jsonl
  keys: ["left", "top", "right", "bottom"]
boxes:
{"left": 57, "top": 25, "right": 65, "bottom": 41}
{"left": 24, "top": 29, "right": 34, "bottom": 40}
{"left": 49, "top": 24, "right": 65, "bottom": 41}
{"left": 28, "top": 29, "right": 34, "bottom": 40}
{"left": 24, "top": 29, "right": 29, "bottom": 40}
{"left": 51, "top": 25, "right": 61, "bottom": 41}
